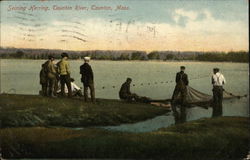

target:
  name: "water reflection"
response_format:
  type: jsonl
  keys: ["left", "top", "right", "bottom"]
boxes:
{"left": 172, "top": 104, "right": 187, "bottom": 124}
{"left": 100, "top": 98, "right": 248, "bottom": 133}
{"left": 101, "top": 113, "right": 175, "bottom": 133}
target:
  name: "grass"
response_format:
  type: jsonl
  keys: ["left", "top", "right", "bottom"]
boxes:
{"left": 0, "top": 94, "right": 169, "bottom": 128}
{"left": 0, "top": 117, "right": 249, "bottom": 159}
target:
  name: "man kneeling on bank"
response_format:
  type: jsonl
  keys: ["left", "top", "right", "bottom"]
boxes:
{"left": 119, "top": 78, "right": 151, "bottom": 103}
{"left": 57, "top": 78, "right": 83, "bottom": 97}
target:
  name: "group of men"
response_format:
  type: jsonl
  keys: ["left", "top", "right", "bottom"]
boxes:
{"left": 40, "top": 53, "right": 226, "bottom": 120}
{"left": 40, "top": 53, "right": 95, "bottom": 102}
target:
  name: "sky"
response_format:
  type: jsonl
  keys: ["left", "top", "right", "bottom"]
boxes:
{"left": 0, "top": 0, "right": 249, "bottom": 52}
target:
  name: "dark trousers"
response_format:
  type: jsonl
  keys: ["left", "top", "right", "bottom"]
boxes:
{"left": 41, "top": 83, "right": 47, "bottom": 96}
{"left": 48, "top": 77, "right": 57, "bottom": 97}
{"left": 172, "top": 105, "right": 186, "bottom": 124}
{"left": 171, "top": 85, "right": 187, "bottom": 124}
{"left": 171, "top": 85, "right": 187, "bottom": 105}
{"left": 60, "top": 75, "right": 72, "bottom": 97}
{"left": 119, "top": 93, "right": 139, "bottom": 102}
{"left": 212, "top": 86, "right": 223, "bottom": 117}
{"left": 83, "top": 83, "right": 95, "bottom": 102}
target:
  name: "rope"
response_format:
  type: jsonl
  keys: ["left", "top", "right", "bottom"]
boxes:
{"left": 224, "top": 90, "right": 248, "bottom": 98}
{"left": 97, "top": 74, "right": 211, "bottom": 90}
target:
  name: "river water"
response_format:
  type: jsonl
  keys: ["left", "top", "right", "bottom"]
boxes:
{"left": 1, "top": 59, "right": 249, "bottom": 132}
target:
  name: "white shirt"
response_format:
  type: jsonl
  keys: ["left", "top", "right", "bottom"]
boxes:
{"left": 57, "top": 82, "right": 81, "bottom": 93}
{"left": 212, "top": 72, "right": 226, "bottom": 86}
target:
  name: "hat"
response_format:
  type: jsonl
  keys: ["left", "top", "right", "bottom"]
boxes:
{"left": 180, "top": 66, "right": 185, "bottom": 69}
{"left": 48, "top": 55, "right": 54, "bottom": 60}
{"left": 61, "top": 52, "right": 69, "bottom": 58}
{"left": 213, "top": 68, "right": 219, "bottom": 71}
{"left": 84, "top": 57, "right": 91, "bottom": 61}
{"left": 126, "top": 77, "right": 132, "bottom": 82}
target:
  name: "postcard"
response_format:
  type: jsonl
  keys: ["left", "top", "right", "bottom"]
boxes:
{"left": 0, "top": 0, "right": 249, "bottom": 159}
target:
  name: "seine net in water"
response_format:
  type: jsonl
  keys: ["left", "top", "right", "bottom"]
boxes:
{"left": 176, "top": 86, "right": 246, "bottom": 107}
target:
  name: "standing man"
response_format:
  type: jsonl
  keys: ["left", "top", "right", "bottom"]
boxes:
{"left": 39, "top": 56, "right": 51, "bottom": 96}
{"left": 57, "top": 52, "right": 72, "bottom": 97}
{"left": 47, "top": 55, "right": 58, "bottom": 97}
{"left": 211, "top": 68, "right": 226, "bottom": 117}
{"left": 39, "top": 63, "right": 48, "bottom": 96}
{"left": 80, "top": 57, "right": 95, "bottom": 102}
{"left": 171, "top": 66, "right": 189, "bottom": 123}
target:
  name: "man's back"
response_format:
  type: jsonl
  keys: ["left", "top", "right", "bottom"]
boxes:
{"left": 119, "top": 82, "right": 131, "bottom": 97}
{"left": 40, "top": 64, "right": 47, "bottom": 84}
{"left": 80, "top": 63, "right": 93, "bottom": 84}
{"left": 47, "top": 61, "right": 57, "bottom": 78}
{"left": 212, "top": 72, "right": 226, "bottom": 86}
{"left": 57, "top": 59, "right": 70, "bottom": 75}
{"left": 176, "top": 71, "right": 189, "bottom": 86}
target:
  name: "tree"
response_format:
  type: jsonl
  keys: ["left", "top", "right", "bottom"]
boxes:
{"left": 148, "top": 51, "right": 160, "bottom": 60}
{"left": 119, "top": 54, "right": 130, "bottom": 60}
{"left": 166, "top": 54, "right": 174, "bottom": 60}
{"left": 15, "top": 50, "right": 25, "bottom": 58}
{"left": 131, "top": 51, "right": 146, "bottom": 60}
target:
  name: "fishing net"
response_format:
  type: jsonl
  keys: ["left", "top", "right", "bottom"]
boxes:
{"left": 181, "top": 86, "right": 247, "bottom": 108}
{"left": 150, "top": 86, "right": 247, "bottom": 108}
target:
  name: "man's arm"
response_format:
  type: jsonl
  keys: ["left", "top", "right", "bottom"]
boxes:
{"left": 65, "top": 61, "right": 70, "bottom": 75}
{"left": 211, "top": 75, "right": 215, "bottom": 84}
{"left": 175, "top": 73, "right": 179, "bottom": 83}
{"left": 49, "top": 62, "right": 57, "bottom": 74}
{"left": 56, "top": 61, "right": 61, "bottom": 74}
{"left": 127, "top": 84, "right": 131, "bottom": 94}
{"left": 89, "top": 66, "right": 94, "bottom": 80}
{"left": 222, "top": 74, "right": 226, "bottom": 84}
{"left": 80, "top": 66, "right": 83, "bottom": 74}
{"left": 185, "top": 74, "right": 189, "bottom": 86}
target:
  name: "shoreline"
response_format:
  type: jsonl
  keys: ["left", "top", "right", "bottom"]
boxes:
{"left": 0, "top": 58, "right": 248, "bottom": 63}
{"left": 0, "top": 94, "right": 170, "bottom": 128}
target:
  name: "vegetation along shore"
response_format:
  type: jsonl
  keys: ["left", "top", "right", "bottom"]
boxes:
{"left": 0, "top": 116, "right": 249, "bottom": 159}
{"left": 0, "top": 47, "right": 248, "bottom": 62}
{"left": 0, "top": 94, "right": 169, "bottom": 128}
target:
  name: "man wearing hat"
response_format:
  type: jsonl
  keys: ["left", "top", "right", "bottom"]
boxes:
{"left": 57, "top": 52, "right": 72, "bottom": 97}
{"left": 80, "top": 57, "right": 95, "bottom": 102}
{"left": 47, "top": 55, "right": 58, "bottom": 97}
{"left": 171, "top": 66, "right": 189, "bottom": 123}
{"left": 211, "top": 68, "right": 226, "bottom": 117}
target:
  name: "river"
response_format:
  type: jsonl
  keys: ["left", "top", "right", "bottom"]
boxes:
{"left": 1, "top": 59, "right": 249, "bottom": 132}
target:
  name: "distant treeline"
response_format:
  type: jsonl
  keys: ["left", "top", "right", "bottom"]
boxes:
{"left": 0, "top": 47, "right": 248, "bottom": 62}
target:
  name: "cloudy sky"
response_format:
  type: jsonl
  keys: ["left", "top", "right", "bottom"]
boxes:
{"left": 0, "top": 0, "right": 248, "bottom": 51}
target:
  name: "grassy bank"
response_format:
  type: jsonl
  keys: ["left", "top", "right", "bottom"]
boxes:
{"left": 0, "top": 94, "right": 169, "bottom": 128}
{"left": 0, "top": 117, "right": 249, "bottom": 159}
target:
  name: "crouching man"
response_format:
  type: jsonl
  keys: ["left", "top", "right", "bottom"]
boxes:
{"left": 57, "top": 78, "right": 83, "bottom": 97}
{"left": 119, "top": 78, "right": 150, "bottom": 103}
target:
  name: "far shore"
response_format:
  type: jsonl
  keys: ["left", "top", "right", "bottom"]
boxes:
{"left": 0, "top": 58, "right": 248, "bottom": 63}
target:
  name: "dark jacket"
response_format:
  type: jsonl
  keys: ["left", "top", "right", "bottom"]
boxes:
{"left": 40, "top": 62, "right": 49, "bottom": 84}
{"left": 175, "top": 71, "right": 189, "bottom": 86}
{"left": 80, "top": 63, "right": 94, "bottom": 85}
{"left": 119, "top": 82, "right": 131, "bottom": 98}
